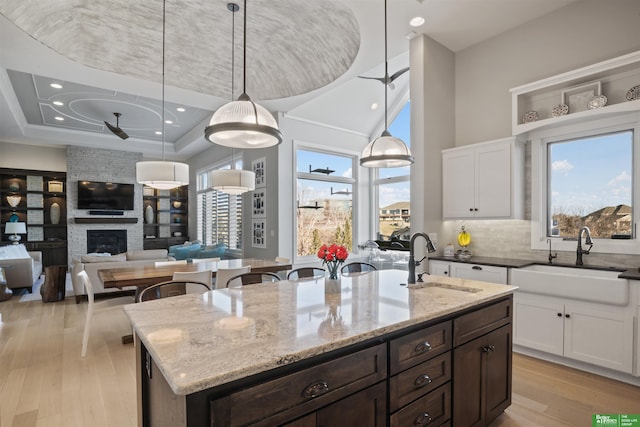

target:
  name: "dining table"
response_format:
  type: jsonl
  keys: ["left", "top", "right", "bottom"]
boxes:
{"left": 98, "top": 257, "right": 292, "bottom": 290}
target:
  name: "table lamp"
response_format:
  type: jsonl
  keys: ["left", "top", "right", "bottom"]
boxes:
{"left": 5, "top": 222, "right": 26, "bottom": 244}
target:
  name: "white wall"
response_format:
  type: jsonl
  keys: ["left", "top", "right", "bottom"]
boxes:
{"left": 0, "top": 141, "right": 67, "bottom": 171}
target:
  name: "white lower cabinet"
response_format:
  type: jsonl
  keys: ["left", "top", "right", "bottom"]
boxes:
{"left": 514, "top": 292, "right": 635, "bottom": 374}
{"left": 429, "top": 260, "right": 450, "bottom": 277}
{"left": 428, "top": 260, "right": 508, "bottom": 284}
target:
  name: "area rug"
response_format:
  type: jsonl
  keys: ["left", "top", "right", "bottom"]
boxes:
{"left": 18, "top": 273, "right": 74, "bottom": 302}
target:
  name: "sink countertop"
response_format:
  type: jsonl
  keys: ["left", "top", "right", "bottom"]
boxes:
{"left": 124, "top": 269, "right": 516, "bottom": 396}
{"left": 429, "top": 255, "right": 534, "bottom": 268}
{"left": 618, "top": 268, "right": 640, "bottom": 280}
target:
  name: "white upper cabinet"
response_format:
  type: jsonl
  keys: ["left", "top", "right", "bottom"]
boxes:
{"left": 442, "top": 137, "right": 524, "bottom": 219}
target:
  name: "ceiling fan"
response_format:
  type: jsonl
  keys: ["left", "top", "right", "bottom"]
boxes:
{"left": 357, "top": 66, "right": 409, "bottom": 89}
{"left": 104, "top": 112, "right": 129, "bottom": 140}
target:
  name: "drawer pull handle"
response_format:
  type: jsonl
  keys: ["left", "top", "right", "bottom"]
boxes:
{"left": 482, "top": 345, "right": 496, "bottom": 353}
{"left": 302, "top": 381, "right": 329, "bottom": 399}
{"left": 414, "top": 412, "right": 432, "bottom": 425}
{"left": 414, "top": 374, "right": 432, "bottom": 387}
{"left": 472, "top": 265, "right": 483, "bottom": 270}
{"left": 414, "top": 341, "right": 432, "bottom": 353}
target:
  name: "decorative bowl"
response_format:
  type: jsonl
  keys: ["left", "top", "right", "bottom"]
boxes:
{"left": 551, "top": 103, "right": 569, "bottom": 117}
{"left": 587, "top": 94, "right": 607, "bottom": 109}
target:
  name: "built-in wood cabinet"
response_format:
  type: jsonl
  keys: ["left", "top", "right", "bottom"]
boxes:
{"left": 142, "top": 185, "right": 188, "bottom": 249}
{"left": 442, "top": 137, "right": 524, "bottom": 219}
{"left": 514, "top": 292, "right": 635, "bottom": 374}
{"left": 0, "top": 168, "right": 67, "bottom": 266}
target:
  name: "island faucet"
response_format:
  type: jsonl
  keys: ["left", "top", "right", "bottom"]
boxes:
{"left": 576, "top": 226, "right": 593, "bottom": 266}
{"left": 408, "top": 232, "right": 437, "bottom": 284}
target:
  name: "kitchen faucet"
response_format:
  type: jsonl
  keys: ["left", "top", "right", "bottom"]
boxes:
{"left": 408, "top": 232, "right": 437, "bottom": 284}
{"left": 547, "top": 239, "right": 557, "bottom": 264}
{"left": 576, "top": 226, "right": 593, "bottom": 266}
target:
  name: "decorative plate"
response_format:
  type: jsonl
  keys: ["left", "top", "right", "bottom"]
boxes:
{"left": 587, "top": 94, "right": 608, "bottom": 110}
{"left": 626, "top": 85, "right": 640, "bottom": 101}
{"left": 551, "top": 103, "right": 569, "bottom": 117}
{"left": 522, "top": 111, "right": 538, "bottom": 123}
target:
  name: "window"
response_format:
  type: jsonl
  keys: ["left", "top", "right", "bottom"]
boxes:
{"left": 548, "top": 131, "right": 633, "bottom": 239}
{"left": 296, "top": 148, "right": 356, "bottom": 257}
{"left": 374, "top": 101, "right": 411, "bottom": 241}
{"left": 531, "top": 114, "right": 640, "bottom": 254}
{"left": 196, "top": 159, "right": 243, "bottom": 252}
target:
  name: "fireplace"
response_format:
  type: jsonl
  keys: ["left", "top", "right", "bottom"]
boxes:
{"left": 87, "top": 230, "right": 127, "bottom": 255}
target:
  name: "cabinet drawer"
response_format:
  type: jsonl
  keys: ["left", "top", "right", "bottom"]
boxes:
{"left": 211, "top": 344, "right": 387, "bottom": 426}
{"left": 390, "top": 321, "right": 452, "bottom": 375}
{"left": 390, "top": 383, "right": 451, "bottom": 427}
{"left": 454, "top": 298, "right": 512, "bottom": 346}
{"left": 390, "top": 352, "right": 451, "bottom": 412}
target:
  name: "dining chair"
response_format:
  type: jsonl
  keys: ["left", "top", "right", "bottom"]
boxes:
{"left": 137, "top": 280, "right": 211, "bottom": 303}
{"left": 214, "top": 266, "right": 251, "bottom": 289}
{"left": 226, "top": 272, "right": 281, "bottom": 288}
{"left": 192, "top": 257, "right": 221, "bottom": 264}
{"left": 78, "top": 270, "right": 134, "bottom": 357}
{"left": 172, "top": 270, "right": 212, "bottom": 288}
{"left": 340, "top": 262, "right": 377, "bottom": 275}
{"left": 287, "top": 267, "right": 325, "bottom": 280}
{"left": 155, "top": 260, "right": 188, "bottom": 267}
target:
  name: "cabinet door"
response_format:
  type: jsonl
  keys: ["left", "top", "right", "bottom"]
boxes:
{"left": 474, "top": 142, "right": 512, "bottom": 218}
{"left": 449, "top": 263, "right": 507, "bottom": 285}
{"left": 564, "top": 304, "right": 634, "bottom": 373}
{"left": 513, "top": 293, "right": 564, "bottom": 355}
{"left": 316, "top": 381, "right": 386, "bottom": 427}
{"left": 484, "top": 325, "right": 512, "bottom": 425}
{"left": 429, "top": 260, "right": 450, "bottom": 277}
{"left": 442, "top": 150, "right": 475, "bottom": 218}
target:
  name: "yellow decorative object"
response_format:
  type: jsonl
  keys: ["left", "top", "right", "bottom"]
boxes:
{"left": 457, "top": 226, "right": 471, "bottom": 247}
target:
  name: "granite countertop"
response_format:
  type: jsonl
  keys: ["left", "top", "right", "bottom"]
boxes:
{"left": 124, "top": 269, "right": 516, "bottom": 396}
{"left": 429, "top": 255, "right": 534, "bottom": 268}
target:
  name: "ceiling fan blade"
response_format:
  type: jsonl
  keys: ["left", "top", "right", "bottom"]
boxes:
{"left": 388, "top": 66, "right": 410, "bottom": 83}
{"left": 104, "top": 120, "right": 129, "bottom": 140}
{"left": 357, "top": 75, "right": 387, "bottom": 83}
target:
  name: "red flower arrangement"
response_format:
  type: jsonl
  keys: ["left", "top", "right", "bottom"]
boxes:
{"left": 317, "top": 244, "right": 349, "bottom": 279}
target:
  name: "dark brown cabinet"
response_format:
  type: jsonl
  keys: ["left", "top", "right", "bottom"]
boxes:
{"left": 142, "top": 185, "right": 188, "bottom": 249}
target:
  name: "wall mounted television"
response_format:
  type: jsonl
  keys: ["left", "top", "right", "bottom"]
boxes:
{"left": 77, "top": 181, "right": 135, "bottom": 210}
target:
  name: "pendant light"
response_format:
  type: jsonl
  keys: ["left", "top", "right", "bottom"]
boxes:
{"left": 212, "top": 3, "right": 255, "bottom": 195}
{"left": 136, "top": 0, "right": 189, "bottom": 190}
{"left": 204, "top": 0, "right": 282, "bottom": 149}
{"left": 359, "top": 0, "right": 414, "bottom": 168}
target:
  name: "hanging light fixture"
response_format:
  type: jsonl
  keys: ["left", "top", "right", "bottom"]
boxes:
{"left": 212, "top": 3, "right": 255, "bottom": 195}
{"left": 136, "top": 0, "right": 189, "bottom": 190}
{"left": 360, "top": 0, "right": 414, "bottom": 168}
{"left": 204, "top": 0, "right": 282, "bottom": 149}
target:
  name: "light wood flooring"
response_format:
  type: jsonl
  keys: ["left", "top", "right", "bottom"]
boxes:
{"left": 1, "top": 294, "right": 639, "bottom": 427}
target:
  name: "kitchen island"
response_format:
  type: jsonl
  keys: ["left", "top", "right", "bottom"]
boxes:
{"left": 124, "top": 269, "right": 516, "bottom": 426}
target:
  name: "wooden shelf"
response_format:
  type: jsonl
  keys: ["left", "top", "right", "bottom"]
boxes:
{"left": 74, "top": 217, "right": 138, "bottom": 224}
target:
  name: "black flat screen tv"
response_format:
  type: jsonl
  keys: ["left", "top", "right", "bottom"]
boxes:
{"left": 77, "top": 181, "right": 135, "bottom": 210}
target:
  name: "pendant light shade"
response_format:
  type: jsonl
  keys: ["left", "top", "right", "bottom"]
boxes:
{"left": 204, "top": 0, "right": 282, "bottom": 149}
{"left": 360, "top": 0, "right": 414, "bottom": 169}
{"left": 212, "top": 169, "right": 255, "bottom": 195}
{"left": 360, "top": 130, "right": 414, "bottom": 168}
{"left": 136, "top": 0, "right": 189, "bottom": 190}
{"left": 137, "top": 161, "right": 189, "bottom": 190}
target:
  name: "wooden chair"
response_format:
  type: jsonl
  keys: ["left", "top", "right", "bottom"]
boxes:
{"left": 136, "top": 280, "right": 211, "bottom": 303}
{"left": 340, "top": 262, "right": 377, "bottom": 275}
{"left": 192, "top": 257, "right": 221, "bottom": 264}
{"left": 155, "top": 260, "right": 188, "bottom": 267}
{"left": 78, "top": 270, "right": 134, "bottom": 357}
{"left": 172, "top": 270, "right": 212, "bottom": 288}
{"left": 214, "top": 266, "right": 251, "bottom": 289}
{"left": 287, "top": 267, "right": 325, "bottom": 280}
{"left": 226, "top": 272, "right": 281, "bottom": 288}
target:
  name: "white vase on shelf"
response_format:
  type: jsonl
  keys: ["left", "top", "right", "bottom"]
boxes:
{"left": 50, "top": 202, "right": 60, "bottom": 225}
{"left": 145, "top": 205, "right": 154, "bottom": 224}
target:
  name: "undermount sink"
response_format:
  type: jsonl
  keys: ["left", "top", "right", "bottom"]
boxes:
{"left": 409, "top": 282, "right": 482, "bottom": 293}
{"left": 510, "top": 264, "right": 629, "bottom": 305}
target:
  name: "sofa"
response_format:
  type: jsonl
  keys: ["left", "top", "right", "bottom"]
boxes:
{"left": 0, "top": 244, "right": 43, "bottom": 292}
{"left": 168, "top": 242, "right": 228, "bottom": 261}
{"left": 71, "top": 249, "right": 175, "bottom": 302}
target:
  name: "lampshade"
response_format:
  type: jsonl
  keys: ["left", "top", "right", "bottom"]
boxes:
{"left": 360, "top": 130, "right": 415, "bottom": 168}
{"left": 137, "top": 161, "right": 189, "bottom": 190}
{"left": 212, "top": 169, "right": 255, "bottom": 195}
{"left": 5, "top": 222, "right": 26, "bottom": 234}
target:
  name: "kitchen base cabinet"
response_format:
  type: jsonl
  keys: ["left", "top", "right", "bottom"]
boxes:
{"left": 428, "top": 260, "right": 508, "bottom": 285}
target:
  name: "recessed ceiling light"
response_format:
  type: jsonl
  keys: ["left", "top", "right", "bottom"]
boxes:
{"left": 53, "top": 101, "right": 64, "bottom": 106}
{"left": 155, "top": 131, "right": 163, "bottom": 135}
{"left": 54, "top": 116, "right": 64, "bottom": 121}
{"left": 50, "top": 83, "right": 63, "bottom": 89}
{"left": 405, "top": 31, "right": 417, "bottom": 40}
{"left": 371, "top": 102, "right": 379, "bottom": 110}
{"left": 176, "top": 107, "right": 186, "bottom": 112}
{"left": 165, "top": 120, "right": 173, "bottom": 124}
{"left": 410, "top": 16, "right": 425, "bottom": 27}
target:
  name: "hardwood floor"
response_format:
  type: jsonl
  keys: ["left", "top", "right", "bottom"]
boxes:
{"left": 1, "top": 295, "right": 639, "bottom": 426}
